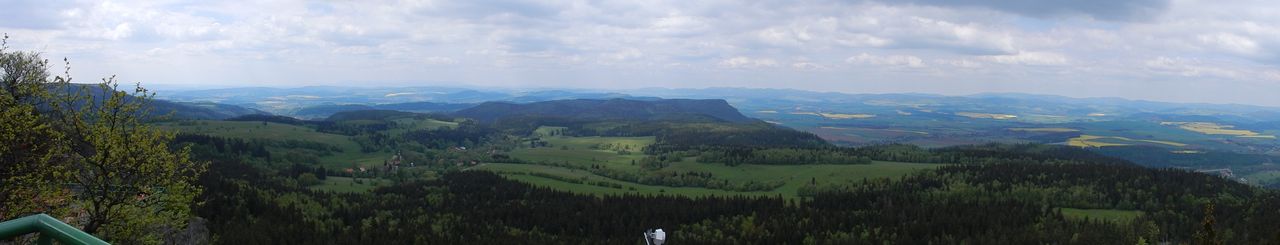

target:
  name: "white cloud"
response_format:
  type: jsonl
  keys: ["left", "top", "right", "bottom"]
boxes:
{"left": 877, "top": 16, "right": 1017, "bottom": 55}
{"left": 718, "top": 56, "right": 779, "bottom": 69}
{"left": 1, "top": 0, "right": 1279, "bottom": 105}
{"left": 1144, "top": 56, "right": 1242, "bottom": 78}
{"left": 835, "top": 34, "right": 892, "bottom": 48}
{"left": 421, "top": 56, "right": 458, "bottom": 65}
{"left": 606, "top": 48, "right": 643, "bottom": 61}
{"left": 648, "top": 14, "right": 711, "bottom": 37}
{"left": 1197, "top": 32, "right": 1260, "bottom": 56}
{"left": 935, "top": 58, "right": 983, "bottom": 68}
{"left": 791, "top": 62, "right": 828, "bottom": 70}
{"left": 981, "top": 51, "right": 1068, "bottom": 65}
{"left": 846, "top": 53, "right": 926, "bottom": 68}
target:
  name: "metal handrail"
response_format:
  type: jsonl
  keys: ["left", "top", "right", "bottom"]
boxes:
{"left": 0, "top": 213, "right": 109, "bottom": 245}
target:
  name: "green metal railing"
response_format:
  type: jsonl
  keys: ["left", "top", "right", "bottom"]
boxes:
{"left": 0, "top": 214, "right": 109, "bottom": 245}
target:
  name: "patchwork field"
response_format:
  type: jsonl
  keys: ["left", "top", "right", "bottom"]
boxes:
{"left": 496, "top": 134, "right": 942, "bottom": 197}
{"left": 956, "top": 112, "right": 1017, "bottom": 120}
{"left": 789, "top": 112, "right": 876, "bottom": 119}
{"left": 472, "top": 163, "right": 749, "bottom": 197}
{"left": 1162, "top": 122, "right": 1275, "bottom": 139}
{"left": 511, "top": 134, "right": 654, "bottom": 170}
{"left": 1067, "top": 135, "right": 1186, "bottom": 148}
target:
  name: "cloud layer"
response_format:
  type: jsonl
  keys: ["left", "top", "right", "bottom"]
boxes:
{"left": 2, "top": 0, "right": 1279, "bottom": 106}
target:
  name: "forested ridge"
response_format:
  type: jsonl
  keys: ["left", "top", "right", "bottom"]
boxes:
{"left": 141, "top": 107, "right": 1280, "bottom": 244}
{"left": 6, "top": 81, "right": 1271, "bottom": 244}
{"left": 174, "top": 118, "right": 1280, "bottom": 244}
{"left": 194, "top": 158, "right": 1280, "bottom": 244}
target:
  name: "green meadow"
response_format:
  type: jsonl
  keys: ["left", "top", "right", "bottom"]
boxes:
{"left": 474, "top": 161, "right": 938, "bottom": 198}
{"left": 489, "top": 133, "right": 940, "bottom": 198}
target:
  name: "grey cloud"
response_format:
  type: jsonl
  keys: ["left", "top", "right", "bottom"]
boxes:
{"left": 872, "top": 0, "right": 1171, "bottom": 21}
{"left": 318, "top": 29, "right": 408, "bottom": 47}
{"left": 0, "top": 0, "right": 74, "bottom": 29}
{"left": 503, "top": 35, "right": 562, "bottom": 53}
{"left": 418, "top": 0, "right": 565, "bottom": 22}
{"left": 3, "top": 0, "right": 1279, "bottom": 106}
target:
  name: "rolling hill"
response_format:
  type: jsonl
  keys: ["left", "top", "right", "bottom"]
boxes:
{"left": 293, "top": 102, "right": 473, "bottom": 119}
{"left": 153, "top": 100, "right": 268, "bottom": 120}
{"left": 55, "top": 83, "right": 268, "bottom": 120}
{"left": 452, "top": 98, "right": 757, "bottom": 124}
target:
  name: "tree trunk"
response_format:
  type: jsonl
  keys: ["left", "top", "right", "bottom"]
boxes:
{"left": 84, "top": 220, "right": 101, "bottom": 234}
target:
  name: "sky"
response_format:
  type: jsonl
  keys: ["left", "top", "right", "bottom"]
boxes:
{"left": 3, "top": 0, "right": 1280, "bottom": 106}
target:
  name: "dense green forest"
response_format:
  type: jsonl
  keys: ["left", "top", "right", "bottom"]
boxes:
{"left": 7, "top": 84, "right": 1277, "bottom": 244}
{"left": 187, "top": 139, "right": 1280, "bottom": 244}
{"left": 4, "top": 64, "right": 1277, "bottom": 243}
{"left": 162, "top": 111, "right": 1280, "bottom": 244}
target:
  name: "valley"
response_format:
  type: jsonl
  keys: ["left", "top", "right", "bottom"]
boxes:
{"left": 154, "top": 86, "right": 1280, "bottom": 188}
{"left": 132, "top": 94, "right": 1280, "bottom": 243}
{"left": 20, "top": 84, "right": 1268, "bottom": 244}
{"left": 8, "top": 1, "right": 1280, "bottom": 243}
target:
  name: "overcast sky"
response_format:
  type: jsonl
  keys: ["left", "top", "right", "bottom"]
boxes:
{"left": 3, "top": 0, "right": 1280, "bottom": 106}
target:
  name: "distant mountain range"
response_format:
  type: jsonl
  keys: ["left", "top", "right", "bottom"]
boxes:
{"left": 622, "top": 87, "right": 1280, "bottom": 123}
{"left": 453, "top": 98, "right": 756, "bottom": 124}
{"left": 50, "top": 84, "right": 266, "bottom": 120}
{"left": 153, "top": 101, "right": 267, "bottom": 120}
{"left": 154, "top": 86, "right": 1280, "bottom": 123}
{"left": 293, "top": 102, "right": 474, "bottom": 119}
{"left": 148, "top": 85, "right": 1280, "bottom": 183}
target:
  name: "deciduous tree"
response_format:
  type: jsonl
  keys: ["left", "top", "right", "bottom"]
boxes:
{"left": 0, "top": 35, "right": 206, "bottom": 244}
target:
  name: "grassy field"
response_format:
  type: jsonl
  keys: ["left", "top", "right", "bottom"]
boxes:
{"left": 1067, "top": 135, "right": 1186, "bottom": 148}
{"left": 474, "top": 161, "right": 940, "bottom": 198}
{"left": 473, "top": 163, "right": 752, "bottom": 197}
{"left": 956, "top": 112, "right": 1017, "bottom": 120}
{"left": 500, "top": 134, "right": 942, "bottom": 197}
{"left": 1060, "top": 208, "right": 1143, "bottom": 224}
{"left": 1067, "top": 135, "right": 1130, "bottom": 147}
{"left": 1162, "top": 122, "right": 1275, "bottom": 138}
{"left": 510, "top": 135, "right": 654, "bottom": 171}
{"left": 308, "top": 176, "right": 392, "bottom": 193}
{"left": 789, "top": 112, "right": 876, "bottom": 119}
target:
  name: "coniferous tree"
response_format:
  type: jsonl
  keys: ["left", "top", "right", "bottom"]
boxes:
{"left": 1194, "top": 203, "right": 1223, "bottom": 245}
